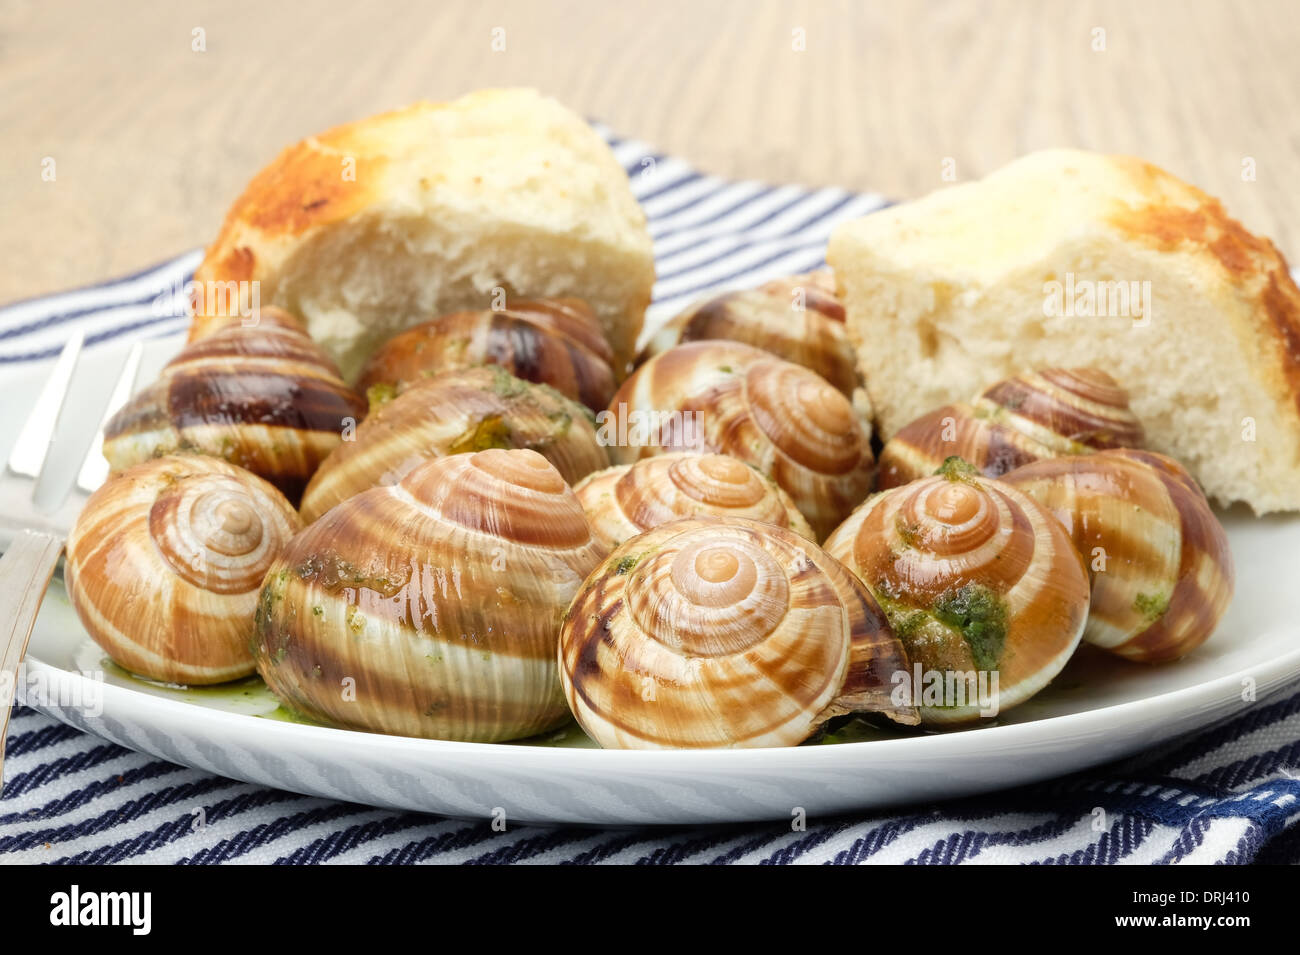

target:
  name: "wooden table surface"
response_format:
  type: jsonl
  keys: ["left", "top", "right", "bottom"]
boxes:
{"left": 3, "top": 0, "right": 1297, "bottom": 303}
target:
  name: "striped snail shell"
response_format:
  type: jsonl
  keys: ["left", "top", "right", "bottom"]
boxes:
{"left": 824, "top": 458, "right": 1091, "bottom": 724}
{"left": 1002, "top": 449, "right": 1234, "bottom": 663}
{"left": 65, "top": 454, "right": 301, "bottom": 685}
{"left": 299, "top": 366, "right": 609, "bottom": 524}
{"left": 558, "top": 516, "right": 918, "bottom": 749}
{"left": 877, "top": 368, "right": 1145, "bottom": 490}
{"left": 103, "top": 307, "right": 366, "bottom": 502}
{"left": 574, "top": 452, "right": 814, "bottom": 550}
{"left": 607, "top": 340, "right": 874, "bottom": 540}
{"left": 254, "top": 449, "right": 607, "bottom": 742}
{"left": 357, "top": 298, "right": 617, "bottom": 410}
{"left": 638, "top": 269, "right": 857, "bottom": 395}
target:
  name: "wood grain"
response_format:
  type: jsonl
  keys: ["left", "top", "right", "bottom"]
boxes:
{"left": 2, "top": 0, "right": 1297, "bottom": 303}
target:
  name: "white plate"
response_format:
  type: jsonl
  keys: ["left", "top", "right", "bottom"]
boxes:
{"left": 8, "top": 339, "right": 1300, "bottom": 825}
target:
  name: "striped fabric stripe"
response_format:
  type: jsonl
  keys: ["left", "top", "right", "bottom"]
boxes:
{"left": 3, "top": 696, "right": 1300, "bottom": 863}
{"left": 2, "top": 126, "right": 1298, "bottom": 864}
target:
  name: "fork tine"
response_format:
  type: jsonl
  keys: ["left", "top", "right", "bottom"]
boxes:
{"left": 75, "top": 341, "right": 143, "bottom": 495}
{"left": 6, "top": 331, "right": 84, "bottom": 480}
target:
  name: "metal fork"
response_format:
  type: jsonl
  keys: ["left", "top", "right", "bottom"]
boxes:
{"left": 0, "top": 335, "right": 142, "bottom": 782}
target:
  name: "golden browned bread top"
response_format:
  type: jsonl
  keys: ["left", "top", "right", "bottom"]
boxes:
{"left": 187, "top": 89, "right": 656, "bottom": 377}
{"left": 1107, "top": 184, "right": 1300, "bottom": 416}
{"left": 195, "top": 89, "right": 650, "bottom": 287}
{"left": 828, "top": 149, "right": 1300, "bottom": 512}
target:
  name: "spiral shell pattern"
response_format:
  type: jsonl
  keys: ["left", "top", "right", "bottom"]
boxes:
{"left": 1002, "top": 449, "right": 1234, "bottom": 662}
{"left": 638, "top": 270, "right": 857, "bottom": 394}
{"left": 877, "top": 367, "right": 1145, "bottom": 490}
{"left": 574, "top": 453, "right": 814, "bottom": 550}
{"left": 607, "top": 341, "right": 874, "bottom": 540}
{"left": 824, "top": 460, "right": 1091, "bottom": 724}
{"left": 357, "top": 298, "right": 617, "bottom": 410}
{"left": 102, "top": 307, "right": 366, "bottom": 502}
{"left": 254, "top": 449, "right": 607, "bottom": 742}
{"left": 559, "top": 516, "right": 916, "bottom": 749}
{"left": 65, "top": 454, "right": 301, "bottom": 685}
{"left": 299, "top": 366, "right": 609, "bottom": 523}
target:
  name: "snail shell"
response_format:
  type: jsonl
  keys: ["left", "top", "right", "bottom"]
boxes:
{"left": 574, "top": 452, "right": 814, "bottom": 550}
{"left": 299, "top": 366, "right": 609, "bottom": 524}
{"left": 1002, "top": 449, "right": 1234, "bottom": 663}
{"left": 558, "top": 516, "right": 918, "bottom": 749}
{"left": 357, "top": 298, "right": 617, "bottom": 410}
{"left": 638, "top": 270, "right": 857, "bottom": 395}
{"left": 103, "top": 307, "right": 367, "bottom": 502}
{"left": 607, "top": 340, "right": 874, "bottom": 540}
{"left": 877, "top": 368, "right": 1145, "bottom": 490}
{"left": 824, "top": 458, "right": 1091, "bottom": 724}
{"left": 254, "top": 449, "right": 607, "bottom": 742}
{"left": 65, "top": 454, "right": 301, "bottom": 685}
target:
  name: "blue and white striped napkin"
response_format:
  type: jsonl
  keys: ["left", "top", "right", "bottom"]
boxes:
{"left": 3, "top": 127, "right": 1299, "bottom": 864}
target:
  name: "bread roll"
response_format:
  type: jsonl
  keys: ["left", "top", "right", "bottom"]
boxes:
{"left": 188, "top": 89, "right": 655, "bottom": 379}
{"left": 828, "top": 149, "right": 1300, "bottom": 513}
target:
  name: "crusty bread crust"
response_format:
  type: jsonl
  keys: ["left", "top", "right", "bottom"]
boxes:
{"left": 191, "top": 122, "right": 384, "bottom": 287}
{"left": 828, "top": 149, "right": 1300, "bottom": 513}
{"left": 1106, "top": 185, "right": 1300, "bottom": 428}
{"left": 188, "top": 89, "right": 655, "bottom": 378}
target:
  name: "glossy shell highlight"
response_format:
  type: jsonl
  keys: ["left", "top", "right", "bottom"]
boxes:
{"left": 573, "top": 452, "right": 814, "bottom": 550}
{"left": 639, "top": 270, "right": 857, "bottom": 394}
{"left": 606, "top": 340, "right": 874, "bottom": 540}
{"left": 65, "top": 454, "right": 302, "bottom": 685}
{"left": 299, "top": 366, "right": 609, "bottom": 523}
{"left": 877, "top": 368, "right": 1145, "bottom": 490}
{"left": 559, "top": 516, "right": 917, "bottom": 749}
{"left": 254, "top": 449, "right": 607, "bottom": 742}
{"left": 1002, "top": 449, "right": 1234, "bottom": 662}
{"left": 824, "top": 461, "right": 1091, "bottom": 724}
{"left": 102, "top": 307, "right": 366, "bottom": 502}
{"left": 357, "top": 298, "right": 617, "bottom": 410}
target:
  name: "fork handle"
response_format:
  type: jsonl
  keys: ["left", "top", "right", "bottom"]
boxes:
{"left": 0, "top": 530, "right": 65, "bottom": 785}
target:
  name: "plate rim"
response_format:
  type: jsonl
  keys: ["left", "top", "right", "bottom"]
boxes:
{"left": 23, "top": 631, "right": 1300, "bottom": 767}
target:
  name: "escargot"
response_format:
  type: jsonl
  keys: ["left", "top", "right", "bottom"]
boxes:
{"left": 824, "top": 458, "right": 1091, "bottom": 724}
{"left": 64, "top": 454, "right": 301, "bottom": 685}
{"left": 638, "top": 270, "right": 857, "bottom": 395}
{"left": 877, "top": 368, "right": 1145, "bottom": 490}
{"left": 1002, "top": 449, "right": 1234, "bottom": 663}
{"left": 558, "top": 516, "right": 918, "bottom": 749}
{"left": 607, "top": 340, "right": 874, "bottom": 540}
{"left": 357, "top": 298, "right": 617, "bottom": 410}
{"left": 299, "top": 365, "right": 609, "bottom": 523}
{"left": 103, "top": 307, "right": 366, "bottom": 502}
{"left": 254, "top": 449, "right": 607, "bottom": 742}
{"left": 574, "top": 452, "right": 814, "bottom": 550}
